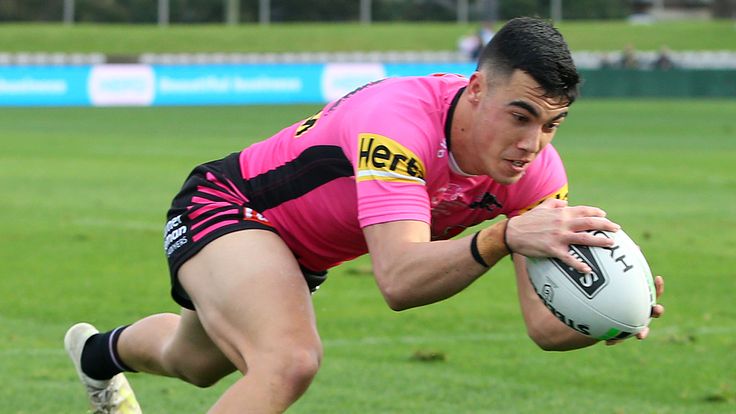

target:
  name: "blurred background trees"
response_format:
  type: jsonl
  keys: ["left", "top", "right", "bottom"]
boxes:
{"left": 0, "top": 0, "right": 733, "bottom": 23}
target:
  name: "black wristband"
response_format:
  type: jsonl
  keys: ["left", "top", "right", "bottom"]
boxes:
{"left": 470, "top": 231, "right": 490, "bottom": 267}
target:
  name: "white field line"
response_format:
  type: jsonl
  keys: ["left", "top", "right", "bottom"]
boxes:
{"left": 323, "top": 332, "right": 521, "bottom": 348}
{"left": 72, "top": 217, "right": 161, "bottom": 232}
{"left": 4, "top": 325, "right": 734, "bottom": 357}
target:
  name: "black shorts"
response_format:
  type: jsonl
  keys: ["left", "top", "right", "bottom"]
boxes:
{"left": 164, "top": 152, "right": 327, "bottom": 310}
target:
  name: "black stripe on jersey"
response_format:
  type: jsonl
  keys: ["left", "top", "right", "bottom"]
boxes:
{"left": 241, "top": 145, "right": 354, "bottom": 211}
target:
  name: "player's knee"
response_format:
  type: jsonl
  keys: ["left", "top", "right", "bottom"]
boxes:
{"left": 268, "top": 345, "right": 323, "bottom": 397}
{"left": 284, "top": 347, "right": 322, "bottom": 386}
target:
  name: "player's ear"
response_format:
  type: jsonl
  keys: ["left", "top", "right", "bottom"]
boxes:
{"left": 466, "top": 71, "right": 485, "bottom": 104}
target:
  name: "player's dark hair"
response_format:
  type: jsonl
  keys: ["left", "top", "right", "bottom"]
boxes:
{"left": 477, "top": 17, "right": 580, "bottom": 105}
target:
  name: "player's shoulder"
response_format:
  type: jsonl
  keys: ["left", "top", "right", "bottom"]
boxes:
{"left": 518, "top": 144, "right": 566, "bottom": 189}
{"left": 371, "top": 74, "right": 468, "bottom": 97}
{"left": 346, "top": 75, "right": 466, "bottom": 136}
{"left": 529, "top": 144, "right": 564, "bottom": 171}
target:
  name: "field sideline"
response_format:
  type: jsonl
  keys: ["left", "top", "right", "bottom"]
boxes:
{"left": 1, "top": 100, "right": 735, "bottom": 413}
{"left": 0, "top": 20, "right": 734, "bottom": 53}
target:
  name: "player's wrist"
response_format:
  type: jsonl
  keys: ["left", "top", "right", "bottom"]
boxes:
{"left": 503, "top": 217, "right": 514, "bottom": 254}
{"left": 471, "top": 219, "right": 512, "bottom": 268}
{"left": 470, "top": 232, "right": 490, "bottom": 267}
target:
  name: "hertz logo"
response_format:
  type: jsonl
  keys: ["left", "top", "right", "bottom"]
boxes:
{"left": 357, "top": 133, "right": 426, "bottom": 184}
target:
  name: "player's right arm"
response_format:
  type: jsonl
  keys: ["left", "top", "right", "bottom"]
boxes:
{"left": 363, "top": 218, "right": 507, "bottom": 311}
{"left": 363, "top": 198, "right": 619, "bottom": 312}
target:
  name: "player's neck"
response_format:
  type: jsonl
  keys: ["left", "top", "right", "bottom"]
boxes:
{"left": 448, "top": 90, "right": 476, "bottom": 175}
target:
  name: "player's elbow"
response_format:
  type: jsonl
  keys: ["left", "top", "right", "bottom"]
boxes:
{"left": 526, "top": 320, "right": 597, "bottom": 352}
{"left": 525, "top": 319, "right": 572, "bottom": 351}
{"left": 526, "top": 322, "right": 555, "bottom": 350}
{"left": 379, "top": 283, "right": 413, "bottom": 311}
{"left": 527, "top": 328, "right": 564, "bottom": 351}
{"left": 373, "top": 270, "right": 414, "bottom": 311}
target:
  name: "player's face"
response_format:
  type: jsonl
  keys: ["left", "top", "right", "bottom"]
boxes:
{"left": 466, "top": 70, "right": 570, "bottom": 184}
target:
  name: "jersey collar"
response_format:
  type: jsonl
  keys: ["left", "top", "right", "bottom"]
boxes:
{"left": 444, "top": 86, "right": 476, "bottom": 177}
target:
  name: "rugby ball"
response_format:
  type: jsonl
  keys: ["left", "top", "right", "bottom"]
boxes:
{"left": 525, "top": 229, "right": 656, "bottom": 341}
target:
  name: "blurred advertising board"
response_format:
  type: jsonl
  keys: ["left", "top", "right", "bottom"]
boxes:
{"left": 0, "top": 63, "right": 474, "bottom": 107}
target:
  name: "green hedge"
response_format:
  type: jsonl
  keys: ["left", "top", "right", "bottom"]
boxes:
{"left": 579, "top": 69, "right": 736, "bottom": 98}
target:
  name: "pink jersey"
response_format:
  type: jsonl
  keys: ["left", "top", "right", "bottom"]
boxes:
{"left": 237, "top": 75, "right": 568, "bottom": 272}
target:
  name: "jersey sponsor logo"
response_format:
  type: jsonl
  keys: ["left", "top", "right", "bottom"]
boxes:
{"left": 517, "top": 183, "right": 569, "bottom": 215}
{"left": 357, "top": 133, "right": 426, "bottom": 184}
{"left": 164, "top": 214, "right": 188, "bottom": 257}
{"left": 295, "top": 110, "right": 322, "bottom": 137}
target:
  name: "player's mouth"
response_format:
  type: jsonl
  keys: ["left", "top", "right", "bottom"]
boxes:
{"left": 507, "top": 159, "right": 529, "bottom": 173}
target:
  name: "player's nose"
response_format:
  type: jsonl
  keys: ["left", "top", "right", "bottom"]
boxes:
{"left": 516, "top": 129, "right": 541, "bottom": 153}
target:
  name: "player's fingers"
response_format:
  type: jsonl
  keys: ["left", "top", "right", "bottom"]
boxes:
{"left": 654, "top": 275, "right": 665, "bottom": 297}
{"left": 607, "top": 326, "right": 650, "bottom": 345}
{"left": 566, "top": 205, "right": 608, "bottom": 218}
{"left": 566, "top": 229, "right": 616, "bottom": 248}
{"left": 557, "top": 251, "right": 592, "bottom": 274}
{"left": 651, "top": 304, "right": 665, "bottom": 318}
{"left": 635, "top": 326, "right": 650, "bottom": 340}
{"left": 537, "top": 198, "right": 567, "bottom": 209}
{"left": 568, "top": 217, "right": 621, "bottom": 233}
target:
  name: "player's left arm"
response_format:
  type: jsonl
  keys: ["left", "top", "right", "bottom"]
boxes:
{"left": 509, "top": 197, "right": 666, "bottom": 350}
{"left": 515, "top": 254, "right": 665, "bottom": 351}
{"left": 512, "top": 253, "right": 598, "bottom": 351}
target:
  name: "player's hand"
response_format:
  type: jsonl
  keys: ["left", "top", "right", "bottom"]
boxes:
{"left": 505, "top": 198, "right": 620, "bottom": 273}
{"left": 606, "top": 275, "right": 665, "bottom": 345}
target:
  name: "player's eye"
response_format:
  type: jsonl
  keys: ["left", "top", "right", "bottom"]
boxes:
{"left": 543, "top": 122, "right": 560, "bottom": 132}
{"left": 511, "top": 112, "right": 528, "bottom": 123}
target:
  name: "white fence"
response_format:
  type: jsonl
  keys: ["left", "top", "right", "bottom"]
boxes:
{"left": 2, "top": 50, "right": 736, "bottom": 69}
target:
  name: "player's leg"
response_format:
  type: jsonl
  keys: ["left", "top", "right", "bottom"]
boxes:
{"left": 65, "top": 297, "right": 238, "bottom": 413}
{"left": 175, "top": 229, "right": 323, "bottom": 412}
{"left": 64, "top": 322, "right": 143, "bottom": 414}
{"left": 115, "top": 309, "right": 237, "bottom": 387}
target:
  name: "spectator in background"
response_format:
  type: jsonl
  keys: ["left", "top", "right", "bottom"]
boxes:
{"left": 458, "top": 30, "right": 482, "bottom": 61}
{"left": 619, "top": 44, "right": 640, "bottom": 69}
{"left": 458, "top": 21, "right": 496, "bottom": 62}
{"left": 653, "top": 45, "right": 675, "bottom": 70}
{"left": 599, "top": 52, "right": 616, "bottom": 69}
{"left": 478, "top": 20, "right": 495, "bottom": 47}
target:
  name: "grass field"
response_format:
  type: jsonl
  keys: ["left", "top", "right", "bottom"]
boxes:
{"left": 1, "top": 99, "right": 735, "bottom": 413}
{"left": 0, "top": 20, "right": 734, "bottom": 53}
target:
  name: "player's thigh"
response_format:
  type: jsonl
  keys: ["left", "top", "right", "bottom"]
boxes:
{"left": 178, "top": 229, "right": 322, "bottom": 373}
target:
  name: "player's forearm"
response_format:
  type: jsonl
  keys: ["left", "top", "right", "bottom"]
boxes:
{"left": 370, "top": 220, "right": 511, "bottom": 311}
{"left": 513, "top": 255, "right": 598, "bottom": 350}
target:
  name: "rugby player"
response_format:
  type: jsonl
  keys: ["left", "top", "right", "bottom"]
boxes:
{"left": 65, "top": 17, "right": 664, "bottom": 413}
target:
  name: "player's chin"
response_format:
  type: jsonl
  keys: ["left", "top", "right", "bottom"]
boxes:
{"left": 492, "top": 171, "right": 524, "bottom": 185}
{"left": 482, "top": 159, "right": 525, "bottom": 184}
